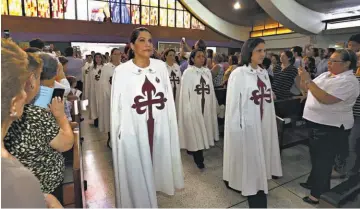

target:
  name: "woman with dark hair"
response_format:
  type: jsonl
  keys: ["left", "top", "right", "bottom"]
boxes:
{"left": 110, "top": 27, "right": 184, "bottom": 208}
{"left": 223, "top": 38, "right": 282, "bottom": 208}
{"left": 222, "top": 55, "right": 239, "bottom": 86}
{"left": 272, "top": 50, "right": 298, "bottom": 100}
{"left": 178, "top": 48, "right": 219, "bottom": 169}
{"left": 98, "top": 48, "right": 121, "bottom": 148}
{"left": 164, "top": 48, "right": 181, "bottom": 115}
{"left": 206, "top": 48, "right": 214, "bottom": 69}
{"left": 269, "top": 54, "right": 280, "bottom": 77}
{"left": 303, "top": 56, "right": 317, "bottom": 78}
{"left": 88, "top": 53, "right": 103, "bottom": 127}
{"left": 298, "top": 49, "right": 359, "bottom": 205}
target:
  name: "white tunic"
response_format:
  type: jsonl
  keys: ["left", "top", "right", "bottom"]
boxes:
{"left": 166, "top": 63, "right": 181, "bottom": 116}
{"left": 178, "top": 65, "right": 219, "bottom": 151}
{"left": 81, "top": 62, "right": 92, "bottom": 100}
{"left": 89, "top": 65, "right": 103, "bottom": 120}
{"left": 223, "top": 65, "right": 282, "bottom": 196}
{"left": 98, "top": 62, "right": 119, "bottom": 133}
{"left": 110, "top": 59, "right": 184, "bottom": 208}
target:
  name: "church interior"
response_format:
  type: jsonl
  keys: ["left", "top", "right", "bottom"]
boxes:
{"left": 1, "top": 0, "right": 360, "bottom": 208}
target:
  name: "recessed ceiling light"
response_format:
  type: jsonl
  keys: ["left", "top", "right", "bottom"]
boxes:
{"left": 234, "top": 2, "right": 241, "bottom": 10}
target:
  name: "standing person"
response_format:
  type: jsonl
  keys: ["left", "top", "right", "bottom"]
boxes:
{"left": 347, "top": 34, "right": 360, "bottom": 53}
{"left": 64, "top": 47, "right": 84, "bottom": 92}
{"left": 1, "top": 38, "right": 61, "bottom": 208}
{"left": 222, "top": 55, "right": 239, "bottom": 86}
{"left": 291, "top": 46, "right": 303, "bottom": 68}
{"left": 98, "top": 48, "right": 121, "bottom": 148}
{"left": 89, "top": 53, "right": 103, "bottom": 127}
{"left": 272, "top": 51, "right": 298, "bottom": 100}
{"left": 223, "top": 38, "right": 282, "bottom": 208}
{"left": 315, "top": 48, "right": 335, "bottom": 77}
{"left": 298, "top": 49, "right": 359, "bottom": 205}
{"left": 164, "top": 48, "right": 181, "bottom": 115}
{"left": 211, "top": 53, "right": 225, "bottom": 88}
{"left": 110, "top": 27, "right": 184, "bottom": 208}
{"left": 178, "top": 48, "right": 219, "bottom": 169}
{"left": 82, "top": 55, "right": 93, "bottom": 100}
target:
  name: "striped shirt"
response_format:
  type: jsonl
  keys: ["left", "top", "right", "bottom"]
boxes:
{"left": 272, "top": 64, "right": 298, "bottom": 100}
{"left": 354, "top": 76, "right": 360, "bottom": 117}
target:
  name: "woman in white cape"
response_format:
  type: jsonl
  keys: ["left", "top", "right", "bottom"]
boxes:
{"left": 223, "top": 38, "right": 282, "bottom": 208}
{"left": 110, "top": 27, "right": 184, "bottom": 208}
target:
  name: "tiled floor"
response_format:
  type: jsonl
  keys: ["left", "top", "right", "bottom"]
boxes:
{"left": 81, "top": 116, "right": 347, "bottom": 208}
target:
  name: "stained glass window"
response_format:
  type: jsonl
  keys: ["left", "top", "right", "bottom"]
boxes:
{"left": 121, "top": 3, "right": 131, "bottom": 23}
{"left": 168, "top": 9, "right": 174, "bottom": 27}
{"left": 159, "top": 8, "right": 167, "bottom": 26}
{"left": 159, "top": 0, "right": 166, "bottom": 8}
{"left": 167, "top": 0, "right": 174, "bottom": 9}
{"left": 131, "top": 5, "right": 140, "bottom": 24}
{"left": 77, "top": 0, "right": 88, "bottom": 20}
{"left": 141, "top": 6, "right": 149, "bottom": 25}
{"left": 110, "top": 0, "right": 121, "bottom": 23}
{"left": 88, "top": 0, "right": 110, "bottom": 22}
{"left": 25, "top": 0, "right": 37, "bottom": 17}
{"left": 150, "top": 7, "right": 158, "bottom": 25}
{"left": 2, "top": 0, "right": 205, "bottom": 30}
{"left": 176, "top": 1, "right": 183, "bottom": 10}
{"left": 184, "top": 10, "right": 190, "bottom": 28}
{"left": 150, "top": 0, "right": 157, "bottom": 6}
{"left": 176, "top": 10, "right": 183, "bottom": 28}
{"left": 38, "top": 0, "right": 50, "bottom": 18}
{"left": 2, "top": 0, "right": 8, "bottom": 15}
{"left": 52, "top": 0, "right": 64, "bottom": 18}
{"left": 64, "top": 0, "right": 76, "bottom": 19}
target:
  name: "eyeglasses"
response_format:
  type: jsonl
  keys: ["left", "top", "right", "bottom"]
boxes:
{"left": 328, "top": 59, "right": 344, "bottom": 63}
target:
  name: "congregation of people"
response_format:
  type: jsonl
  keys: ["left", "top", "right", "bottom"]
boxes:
{"left": 2, "top": 29, "right": 360, "bottom": 208}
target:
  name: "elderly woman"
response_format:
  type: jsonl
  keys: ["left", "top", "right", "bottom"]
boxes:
{"left": 298, "top": 49, "right": 359, "bottom": 205}
{"left": 4, "top": 53, "right": 74, "bottom": 203}
{"left": 1, "top": 39, "right": 62, "bottom": 208}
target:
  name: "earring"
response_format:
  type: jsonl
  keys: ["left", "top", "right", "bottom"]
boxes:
{"left": 30, "top": 84, "right": 34, "bottom": 89}
{"left": 10, "top": 112, "right": 17, "bottom": 117}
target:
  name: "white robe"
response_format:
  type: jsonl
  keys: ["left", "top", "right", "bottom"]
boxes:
{"left": 82, "top": 62, "right": 92, "bottom": 100}
{"left": 223, "top": 65, "right": 282, "bottom": 196}
{"left": 89, "top": 65, "right": 103, "bottom": 120}
{"left": 178, "top": 65, "right": 219, "bottom": 151}
{"left": 98, "top": 62, "right": 119, "bottom": 133}
{"left": 166, "top": 63, "right": 181, "bottom": 116}
{"left": 110, "top": 59, "right": 184, "bottom": 208}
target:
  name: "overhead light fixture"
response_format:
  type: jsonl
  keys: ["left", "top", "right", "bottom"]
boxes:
{"left": 234, "top": 2, "right": 241, "bottom": 10}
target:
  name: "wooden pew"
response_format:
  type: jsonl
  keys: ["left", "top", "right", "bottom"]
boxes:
{"left": 274, "top": 98, "right": 309, "bottom": 151}
{"left": 62, "top": 100, "right": 86, "bottom": 208}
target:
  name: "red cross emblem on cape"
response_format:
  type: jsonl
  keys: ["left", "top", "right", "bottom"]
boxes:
{"left": 250, "top": 76, "right": 272, "bottom": 120}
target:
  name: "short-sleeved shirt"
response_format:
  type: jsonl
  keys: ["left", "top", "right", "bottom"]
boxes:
{"left": 303, "top": 70, "right": 360, "bottom": 129}
{"left": 272, "top": 65, "right": 298, "bottom": 100}
{"left": 1, "top": 157, "right": 46, "bottom": 208}
{"left": 4, "top": 104, "right": 65, "bottom": 193}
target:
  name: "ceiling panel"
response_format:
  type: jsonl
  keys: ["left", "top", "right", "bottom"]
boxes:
{"left": 295, "top": 0, "right": 360, "bottom": 14}
{"left": 198, "top": 0, "right": 267, "bottom": 26}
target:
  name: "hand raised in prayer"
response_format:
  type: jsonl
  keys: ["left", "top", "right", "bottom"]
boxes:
{"left": 48, "top": 97, "right": 66, "bottom": 119}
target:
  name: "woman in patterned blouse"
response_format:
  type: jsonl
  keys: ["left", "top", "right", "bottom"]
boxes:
{"left": 4, "top": 53, "right": 74, "bottom": 203}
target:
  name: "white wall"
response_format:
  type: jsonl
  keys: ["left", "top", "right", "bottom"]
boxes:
{"left": 262, "top": 33, "right": 311, "bottom": 49}
{"left": 262, "top": 27, "right": 359, "bottom": 50}
{"left": 216, "top": 47, "right": 229, "bottom": 55}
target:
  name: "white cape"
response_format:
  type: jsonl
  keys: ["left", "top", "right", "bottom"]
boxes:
{"left": 88, "top": 65, "right": 102, "bottom": 120}
{"left": 81, "top": 62, "right": 92, "bottom": 100}
{"left": 166, "top": 63, "right": 181, "bottom": 116}
{"left": 98, "top": 62, "right": 118, "bottom": 133}
{"left": 178, "top": 66, "right": 219, "bottom": 151}
{"left": 111, "top": 59, "right": 184, "bottom": 208}
{"left": 223, "top": 65, "right": 282, "bottom": 196}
